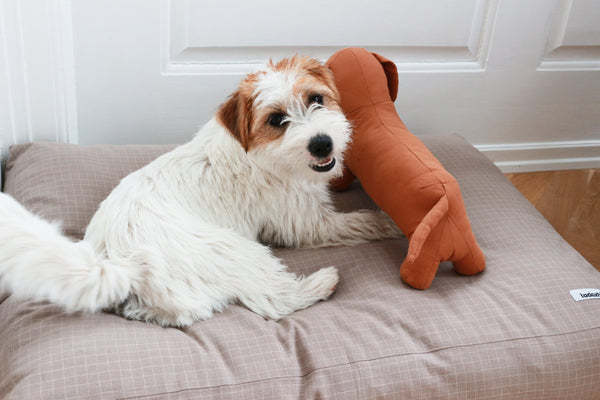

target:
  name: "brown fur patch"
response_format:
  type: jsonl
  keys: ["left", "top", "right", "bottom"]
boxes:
{"left": 216, "top": 74, "right": 260, "bottom": 151}
{"left": 274, "top": 56, "right": 341, "bottom": 108}
{"left": 249, "top": 107, "right": 288, "bottom": 148}
{"left": 218, "top": 56, "right": 342, "bottom": 151}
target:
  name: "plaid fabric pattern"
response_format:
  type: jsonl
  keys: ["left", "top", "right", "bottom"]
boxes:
{"left": 1, "top": 135, "right": 599, "bottom": 399}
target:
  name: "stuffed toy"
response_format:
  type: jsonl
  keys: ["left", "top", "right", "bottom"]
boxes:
{"left": 326, "top": 47, "right": 485, "bottom": 289}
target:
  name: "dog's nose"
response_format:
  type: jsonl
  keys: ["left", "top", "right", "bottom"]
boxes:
{"left": 308, "top": 134, "right": 333, "bottom": 158}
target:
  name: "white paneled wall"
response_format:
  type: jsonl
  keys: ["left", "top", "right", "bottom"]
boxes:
{"left": 1, "top": 0, "right": 599, "bottom": 174}
{"left": 0, "top": 0, "right": 77, "bottom": 152}
{"left": 165, "top": 0, "right": 488, "bottom": 69}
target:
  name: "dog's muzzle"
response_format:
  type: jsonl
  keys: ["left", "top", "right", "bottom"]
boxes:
{"left": 308, "top": 134, "right": 336, "bottom": 172}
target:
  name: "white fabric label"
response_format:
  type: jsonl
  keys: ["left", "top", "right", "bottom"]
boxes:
{"left": 570, "top": 288, "right": 600, "bottom": 302}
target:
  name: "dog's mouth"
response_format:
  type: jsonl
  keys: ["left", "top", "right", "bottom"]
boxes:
{"left": 310, "top": 157, "right": 336, "bottom": 172}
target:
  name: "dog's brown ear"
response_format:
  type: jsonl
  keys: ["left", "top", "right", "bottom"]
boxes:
{"left": 321, "top": 64, "right": 342, "bottom": 105}
{"left": 217, "top": 90, "right": 253, "bottom": 151}
{"left": 371, "top": 52, "right": 399, "bottom": 102}
{"left": 302, "top": 58, "right": 341, "bottom": 104}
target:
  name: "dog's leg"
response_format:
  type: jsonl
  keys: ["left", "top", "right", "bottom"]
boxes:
{"left": 229, "top": 238, "right": 339, "bottom": 320}
{"left": 112, "top": 226, "right": 339, "bottom": 326}
{"left": 308, "top": 209, "right": 403, "bottom": 248}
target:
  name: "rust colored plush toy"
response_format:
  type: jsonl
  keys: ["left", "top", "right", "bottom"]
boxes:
{"left": 327, "top": 47, "right": 485, "bottom": 289}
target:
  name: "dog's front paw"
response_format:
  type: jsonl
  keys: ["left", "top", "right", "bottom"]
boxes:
{"left": 239, "top": 266, "right": 339, "bottom": 321}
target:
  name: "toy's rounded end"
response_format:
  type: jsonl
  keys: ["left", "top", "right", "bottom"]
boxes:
{"left": 400, "top": 257, "right": 439, "bottom": 290}
{"left": 453, "top": 243, "right": 486, "bottom": 276}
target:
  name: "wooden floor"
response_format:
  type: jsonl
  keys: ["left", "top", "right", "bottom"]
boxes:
{"left": 506, "top": 168, "right": 600, "bottom": 272}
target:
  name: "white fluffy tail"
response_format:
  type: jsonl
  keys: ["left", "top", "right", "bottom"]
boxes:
{"left": 0, "top": 193, "right": 132, "bottom": 313}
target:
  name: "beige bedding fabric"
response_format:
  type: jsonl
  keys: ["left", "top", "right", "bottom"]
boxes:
{"left": 1, "top": 134, "right": 599, "bottom": 399}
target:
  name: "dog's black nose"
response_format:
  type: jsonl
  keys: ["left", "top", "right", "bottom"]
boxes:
{"left": 308, "top": 134, "right": 333, "bottom": 158}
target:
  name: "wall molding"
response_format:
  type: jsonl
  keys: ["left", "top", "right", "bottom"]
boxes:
{"left": 538, "top": 59, "right": 600, "bottom": 71}
{"left": 0, "top": 0, "right": 78, "bottom": 152}
{"left": 46, "top": 0, "right": 79, "bottom": 144}
{"left": 160, "top": 0, "right": 498, "bottom": 75}
{"left": 539, "top": 0, "right": 600, "bottom": 71}
{"left": 476, "top": 139, "right": 600, "bottom": 172}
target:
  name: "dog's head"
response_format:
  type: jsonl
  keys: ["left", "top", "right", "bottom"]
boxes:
{"left": 217, "top": 56, "right": 351, "bottom": 181}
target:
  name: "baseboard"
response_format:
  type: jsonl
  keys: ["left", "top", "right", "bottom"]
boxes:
{"left": 475, "top": 140, "right": 600, "bottom": 173}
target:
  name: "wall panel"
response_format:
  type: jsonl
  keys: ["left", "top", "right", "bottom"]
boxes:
{"left": 540, "top": 0, "right": 600, "bottom": 70}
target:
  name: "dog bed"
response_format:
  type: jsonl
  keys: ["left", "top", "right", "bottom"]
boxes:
{"left": 1, "top": 134, "right": 599, "bottom": 399}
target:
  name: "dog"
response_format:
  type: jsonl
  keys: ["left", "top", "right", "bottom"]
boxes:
{"left": 0, "top": 56, "right": 401, "bottom": 327}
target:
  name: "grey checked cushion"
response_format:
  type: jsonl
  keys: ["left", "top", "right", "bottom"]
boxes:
{"left": 3, "top": 143, "right": 174, "bottom": 239}
{"left": 1, "top": 134, "right": 599, "bottom": 399}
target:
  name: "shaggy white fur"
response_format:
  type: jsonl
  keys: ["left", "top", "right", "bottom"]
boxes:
{"left": 0, "top": 57, "right": 401, "bottom": 327}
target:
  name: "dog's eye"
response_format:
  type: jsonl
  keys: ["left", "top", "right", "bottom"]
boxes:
{"left": 267, "top": 113, "right": 288, "bottom": 128}
{"left": 309, "top": 94, "right": 324, "bottom": 106}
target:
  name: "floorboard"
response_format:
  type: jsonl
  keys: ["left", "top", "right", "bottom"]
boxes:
{"left": 506, "top": 169, "right": 600, "bottom": 272}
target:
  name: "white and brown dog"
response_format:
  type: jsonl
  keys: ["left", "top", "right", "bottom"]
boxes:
{"left": 0, "top": 56, "right": 400, "bottom": 327}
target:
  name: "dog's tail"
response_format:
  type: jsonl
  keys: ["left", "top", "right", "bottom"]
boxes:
{"left": 0, "top": 193, "right": 132, "bottom": 313}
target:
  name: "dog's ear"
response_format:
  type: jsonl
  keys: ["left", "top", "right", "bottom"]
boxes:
{"left": 371, "top": 52, "right": 399, "bottom": 102}
{"left": 217, "top": 90, "right": 253, "bottom": 151}
{"left": 320, "top": 65, "right": 342, "bottom": 105}
{"left": 302, "top": 59, "right": 341, "bottom": 104}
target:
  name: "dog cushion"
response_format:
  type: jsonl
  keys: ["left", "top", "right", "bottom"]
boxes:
{"left": 1, "top": 135, "right": 599, "bottom": 399}
{"left": 3, "top": 143, "right": 174, "bottom": 239}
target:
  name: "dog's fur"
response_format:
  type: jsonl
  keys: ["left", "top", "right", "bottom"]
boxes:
{"left": 0, "top": 56, "right": 401, "bottom": 327}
